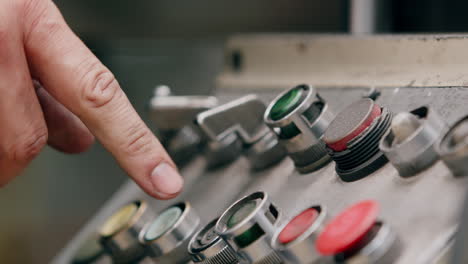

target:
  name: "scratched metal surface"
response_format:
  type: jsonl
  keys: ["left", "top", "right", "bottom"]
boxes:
{"left": 53, "top": 87, "right": 468, "bottom": 264}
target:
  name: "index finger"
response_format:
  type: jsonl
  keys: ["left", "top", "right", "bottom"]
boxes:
{"left": 22, "top": 0, "right": 183, "bottom": 199}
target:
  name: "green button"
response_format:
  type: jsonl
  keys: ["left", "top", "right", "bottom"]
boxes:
{"left": 144, "top": 206, "right": 182, "bottom": 241}
{"left": 227, "top": 200, "right": 257, "bottom": 228}
{"left": 234, "top": 223, "right": 265, "bottom": 248}
{"left": 269, "top": 87, "right": 304, "bottom": 120}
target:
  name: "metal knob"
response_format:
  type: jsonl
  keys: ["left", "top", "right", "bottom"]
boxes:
{"left": 271, "top": 206, "right": 327, "bottom": 264}
{"left": 264, "top": 84, "right": 334, "bottom": 173}
{"left": 215, "top": 191, "right": 283, "bottom": 264}
{"left": 324, "top": 99, "right": 392, "bottom": 182}
{"left": 197, "top": 95, "right": 286, "bottom": 170}
{"left": 380, "top": 106, "right": 447, "bottom": 177}
{"left": 140, "top": 202, "right": 200, "bottom": 264}
{"left": 98, "top": 201, "right": 156, "bottom": 264}
{"left": 188, "top": 218, "right": 240, "bottom": 264}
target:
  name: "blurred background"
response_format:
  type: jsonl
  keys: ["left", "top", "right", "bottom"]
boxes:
{"left": 2, "top": 0, "right": 468, "bottom": 263}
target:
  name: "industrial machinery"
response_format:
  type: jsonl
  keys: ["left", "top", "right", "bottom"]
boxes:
{"left": 53, "top": 34, "right": 468, "bottom": 264}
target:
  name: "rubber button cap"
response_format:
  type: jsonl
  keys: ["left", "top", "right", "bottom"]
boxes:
{"left": 316, "top": 200, "right": 379, "bottom": 255}
{"left": 278, "top": 208, "right": 319, "bottom": 244}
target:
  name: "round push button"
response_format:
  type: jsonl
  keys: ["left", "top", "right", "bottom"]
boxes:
{"left": 271, "top": 206, "right": 327, "bottom": 264}
{"left": 324, "top": 99, "right": 382, "bottom": 152}
{"left": 316, "top": 200, "right": 379, "bottom": 255}
{"left": 380, "top": 106, "right": 447, "bottom": 177}
{"left": 278, "top": 208, "right": 319, "bottom": 244}
{"left": 269, "top": 86, "right": 304, "bottom": 121}
{"left": 227, "top": 200, "right": 257, "bottom": 228}
{"left": 144, "top": 206, "right": 182, "bottom": 241}
{"left": 216, "top": 191, "right": 282, "bottom": 264}
{"left": 142, "top": 202, "right": 200, "bottom": 264}
{"left": 98, "top": 201, "right": 156, "bottom": 263}
{"left": 264, "top": 84, "right": 334, "bottom": 173}
{"left": 324, "top": 99, "right": 392, "bottom": 181}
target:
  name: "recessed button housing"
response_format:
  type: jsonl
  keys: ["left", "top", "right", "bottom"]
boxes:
{"left": 380, "top": 106, "right": 447, "bottom": 177}
{"left": 215, "top": 191, "right": 283, "bottom": 264}
{"left": 98, "top": 201, "right": 156, "bottom": 264}
{"left": 316, "top": 200, "right": 400, "bottom": 263}
{"left": 438, "top": 115, "right": 468, "bottom": 177}
{"left": 141, "top": 202, "right": 200, "bottom": 264}
{"left": 271, "top": 206, "right": 327, "bottom": 264}
{"left": 264, "top": 84, "right": 334, "bottom": 173}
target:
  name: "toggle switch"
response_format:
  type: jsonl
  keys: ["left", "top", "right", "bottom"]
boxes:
{"left": 149, "top": 85, "right": 218, "bottom": 167}
{"left": 264, "top": 84, "right": 334, "bottom": 173}
{"left": 437, "top": 115, "right": 468, "bottom": 176}
{"left": 140, "top": 202, "right": 200, "bottom": 264}
{"left": 98, "top": 201, "right": 156, "bottom": 264}
{"left": 188, "top": 218, "right": 240, "bottom": 264}
{"left": 323, "top": 99, "right": 393, "bottom": 182}
{"left": 197, "top": 95, "right": 286, "bottom": 170}
{"left": 215, "top": 191, "right": 283, "bottom": 264}
{"left": 316, "top": 200, "right": 400, "bottom": 263}
{"left": 380, "top": 106, "right": 447, "bottom": 177}
{"left": 271, "top": 206, "right": 327, "bottom": 264}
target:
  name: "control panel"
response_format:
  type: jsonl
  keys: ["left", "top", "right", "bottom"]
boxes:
{"left": 53, "top": 35, "right": 468, "bottom": 264}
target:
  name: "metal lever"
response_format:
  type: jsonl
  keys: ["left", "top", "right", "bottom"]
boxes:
{"left": 148, "top": 85, "right": 218, "bottom": 167}
{"left": 197, "top": 95, "right": 286, "bottom": 170}
{"left": 149, "top": 85, "right": 218, "bottom": 133}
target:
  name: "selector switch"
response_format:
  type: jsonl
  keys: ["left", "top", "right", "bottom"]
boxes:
{"left": 324, "top": 99, "right": 393, "bottom": 182}
{"left": 264, "top": 84, "right": 334, "bottom": 173}
{"left": 141, "top": 202, "right": 200, "bottom": 264}
{"left": 215, "top": 191, "right": 283, "bottom": 264}
{"left": 188, "top": 218, "right": 240, "bottom": 264}
{"left": 197, "top": 95, "right": 286, "bottom": 170}
{"left": 380, "top": 106, "right": 447, "bottom": 177}
{"left": 316, "top": 200, "right": 400, "bottom": 263}
{"left": 437, "top": 115, "right": 468, "bottom": 176}
{"left": 271, "top": 206, "right": 327, "bottom": 264}
{"left": 98, "top": 201, "right": 156, "bottom": 264}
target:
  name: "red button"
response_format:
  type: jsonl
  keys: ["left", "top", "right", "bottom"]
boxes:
{"left": 316, "top": 200, "right": 379, "bottom": 255}
{"left": 278, "top": 208, "right": 319, "bottom": 244}
{"left": 324, "top": 100, "right": 382, "bottom": 152}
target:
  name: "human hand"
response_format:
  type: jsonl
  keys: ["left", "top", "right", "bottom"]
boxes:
{"left": 0, "top": 0, "right": 183, "bottom": 199}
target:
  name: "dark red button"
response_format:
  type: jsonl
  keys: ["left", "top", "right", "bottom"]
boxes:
{"left": 278, "top": 208, "right": 319, "bottom": 244}
{"left": 324, "top": 99, "right": 382, "bottom": 151}
{"left": 316, "top": 200, "right": 379, "bottom": 256}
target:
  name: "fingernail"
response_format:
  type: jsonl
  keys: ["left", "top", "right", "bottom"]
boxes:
{"left": 150, "top": 162, "right": 183, "bottom": 196}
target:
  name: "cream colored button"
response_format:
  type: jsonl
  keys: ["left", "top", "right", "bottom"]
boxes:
{"left": 99, "top": 203, "right": 138, "bottom": 237}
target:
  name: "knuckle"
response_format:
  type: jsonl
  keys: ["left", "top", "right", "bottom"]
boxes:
{"left": 80, "top": 61, "right": 121, "bottom": 109}
{"left": 10, "top": 128, "right": 48, "bottom": 162}
{"left": 122, "top": 122, "right": 153, "bottom": 157}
